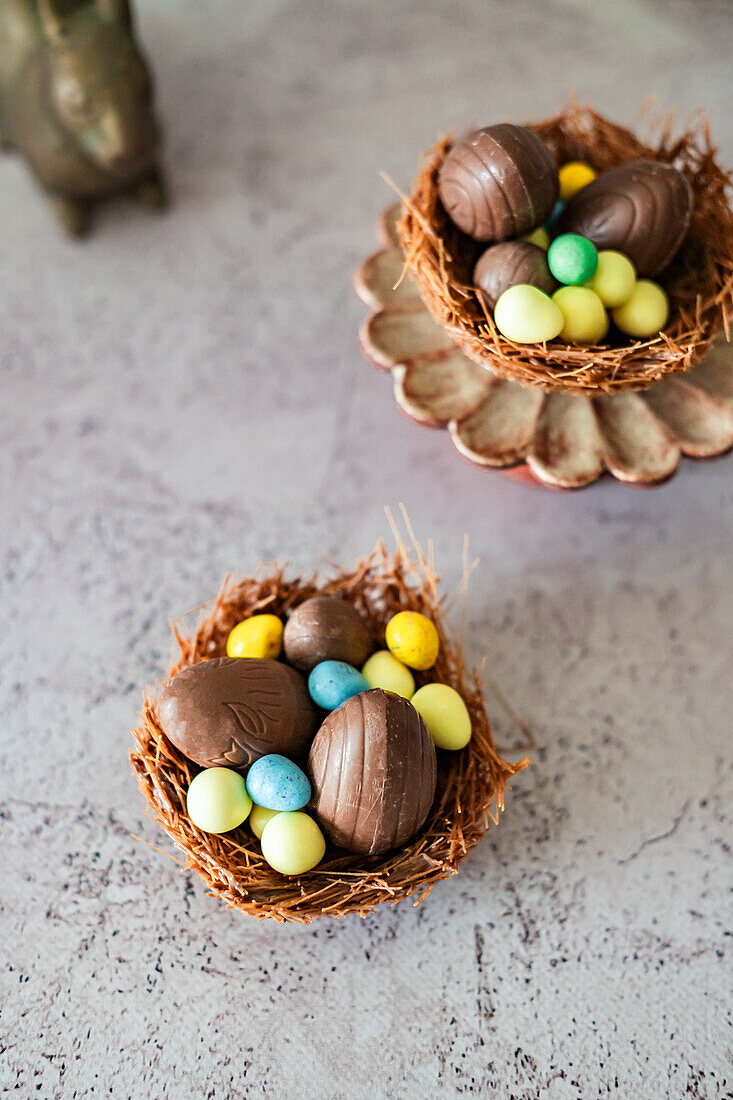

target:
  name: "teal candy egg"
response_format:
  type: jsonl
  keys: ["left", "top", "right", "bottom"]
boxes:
{"left": 545, "top": 199, "right": 565, "bottom": 234}
{"left": 308, "top": 660, "right": 369, "bottom": 710}
{"left": 245, "top": 754, "right": 311, "bottom": 811}
{"left": 548, "top": 233, "right": 598, "bottom": 286}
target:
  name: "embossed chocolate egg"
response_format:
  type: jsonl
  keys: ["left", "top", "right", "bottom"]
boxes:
{"left": 308, "top": 689, "right": 437, "bottom": 855}
{"left": 283, "top": 595, "right": 373, "bottom": 673}
{"left": 158, "top": 657, "right": 319, "bottom": 769}
{"left": 559, "top": 160, "right": 693, "bottom": 276}
{"left": 438, "top": 124, "right": 559, "bottom": 242}
{"left": 474, "top": 241, "right": 557, "bottom": 311}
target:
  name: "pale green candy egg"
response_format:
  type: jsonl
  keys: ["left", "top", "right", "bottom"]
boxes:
{"left": 260, "top": 811, "right": 326, "bottom": 875}
{"left": 494, "top": 284, "right": 564, "bottom": 344}
{"left": 587, "top": 250, "right": 636, "bottom": 308}
{"left": 553, "top": 286, "right": 608, "bottom": 344}
{"left": 361, "top": 649, "right": 415, "bottom": 699}
{"left": 521, "top": 226, "right": 550, "bottom": 250}
{"left": 411, "top": 683, "right": 472, "bottom": 751}
{"left": 186, "top": 767, "right": 252, "bottom": 834}
{"left": 612, "top": 279, "right": 669, "bottom": 337}
{"left": 249, "top": 803, "right": 280, "bottom": 839}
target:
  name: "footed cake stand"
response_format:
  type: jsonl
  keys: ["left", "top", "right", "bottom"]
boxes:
{"left": 355, "top": 204, "right": 733, "bottom": 489}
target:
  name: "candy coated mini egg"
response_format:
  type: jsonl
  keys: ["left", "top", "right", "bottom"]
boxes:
{"left": 544, "top": 199, "right": 565, "bottom": 233}
{"left": 411, "top": 684, "right": 472, "bottom": 751}
{"left": 493, "top": 284, "right": 564, "bottom": 344}
{"left": 586, "top": 250, "right": 637, "bottom": 308}
{"left": 559, "top": 161, "right": 597, "bottom": 202}
{"left": 249, "top": 803, "right": 280, "bottom": 839}
{"left": 612, "top": 279, "right": 669, "bottom": 337}
{"left": 385, "top": 611, "right": 439, "bottom": 671}
{"left": 226, "top": 614, "right": 283, "bottom": 660}
{"left": 548, "top": 233, "right": 598, "bottom": 286}
{"left": 361, "top": 650, "right": 415, "bottom": 700}
{"left": 245, "top": 754, "right": 311, "bottom": 811}
{"left": 553, "top": 286, "right": 609, "bottom": 344}
{"left": 186, "top": 768, "right": 252, "bottom": 834}
{"left": 308, "top": 660, "right": 369, "bottom": 710}
{"left": 521, "top": 226, "right": 550, "bottom": 250}
{"left": 260, "top": 811, "right": 326, "bottom": 875}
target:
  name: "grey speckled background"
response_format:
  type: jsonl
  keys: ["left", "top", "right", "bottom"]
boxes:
{"left": 2, "top": 1, "right": 732, "bottom": 1097}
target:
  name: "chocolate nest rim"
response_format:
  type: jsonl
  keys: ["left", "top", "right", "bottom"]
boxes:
{"left": 397, "top": 103, "right": 733, "bottom": 395}
{"left": 130, "top": 533, "right": 528, "bottom": 925}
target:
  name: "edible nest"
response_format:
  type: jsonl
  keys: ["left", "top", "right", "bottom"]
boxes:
{"left": 397, "top": 103, "right": 733, "bottom": 395}
{"left": 130, "top": 532, "right": 527, "bottom": 924}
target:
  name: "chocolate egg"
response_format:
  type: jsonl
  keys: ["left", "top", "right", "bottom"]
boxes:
{"left": 559, "top": 160, "right": 693, "bottom": 277}
{"left": 157, "top": 657, "right": 318, "bottom": 769}
{"left": 438, "top": 124, "right": 558, "bottom": 242}
{"left": 308, "top": 689, "right": 437, "bottom": 855}
{"left": 474, "top": 241, "right": 557, "bottom": 311}
{"left": 283, "top": 595, "right": 373, "bottom": 673}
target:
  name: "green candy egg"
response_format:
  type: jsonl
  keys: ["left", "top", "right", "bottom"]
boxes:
{"left": 186, "top": 767, "right": 252, "bottom": 834}
{"left": 548, "top": 233, "right": 598, "bottom": 286}
{"left": 494, "top": 284, "right": 564, "bottom": 344}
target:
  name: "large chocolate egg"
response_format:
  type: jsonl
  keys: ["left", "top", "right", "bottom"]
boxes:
{"left": 283, "top": 595, "right": 373, "bottom": 673}
{"left": 559, "top": 160, "right": 693, "bottom": 277}
{"left": 158, "top": 657, "right": 318, "bottom": 769}
{"left": 474, "top": 240, "right": 557, "bottom": 312}
{"left": 308, "top": 689, "right": 437, "bottom": 855}
{"left": 438, "top": 124, "right": 558, "bottom": 242}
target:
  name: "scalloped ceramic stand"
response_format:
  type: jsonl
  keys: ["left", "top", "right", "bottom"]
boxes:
{"left": 355, "top": 204, "right": 733, "bottom": 489}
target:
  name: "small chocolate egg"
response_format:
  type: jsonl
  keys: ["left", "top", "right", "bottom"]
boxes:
{"left": 411, "top": 683, "right": 472, "bottom": 751}
{"left": 245, "top": 754, "right": 312, "bottom": 811}
{"left": 438, "top": 124, "right": 558, "bottom": 242}
{"left": 493, "top": 284, "right": 564, "bottom": 344}
{"left": 547, "top": 234, "right": 598, "bottom": 286}
{"left": 361, "top": 650, "right": 415, "bottom": 700}
{"left": 309, "top": 690, "right": 437, "bottom": 855}
{"left": 260, "top": 811, "right": 326, "bottom": 875}
{"left": 586, "top": 250, "right": 637, "bottom": 308}
{"left": 283, "top": 595, "right": 373, "bottom": 673}
{"left": 559, "top": 160, "right": 693, "bottom": 276}
{"left": 158, "top": 657, "right": 318, "bottom": 770}
{"left": 553, "top": 286, "right": 609, "bottom": 344}
{"left": 226, "top": 614, "right": 283, "bottom": 660}
{"left": 308, "top": 660, "right": 369, "bottom": 711}
{"left": 612, "top": 279, "right": 669, "bottom": 337}
{"left": 186, "top": 767, "right": 252, "bottom": 834}
{"left": 474, "top": 241, "right": 557, "bottom": 312}
{"left": 385, "top": 610, "right": 439, "bottom": 671}
{"left": 559, "top": 161, "right": 597, "bottom": 202}
{"left": 249, "top": 803, "right": 280, "bottom": 839}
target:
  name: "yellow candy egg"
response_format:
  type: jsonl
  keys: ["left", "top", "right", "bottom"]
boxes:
{"left": 559, "top": 161, "right": 597, "bottom": 201}
{"left": 552, "top": 285, "right": 609, "bottom": 344}
{"left": 260, "top": 811, "right": 326, "bottom": 875}
{"left": 586, "top": 250, "right": 637, "bottom": 308}
{"left": 226, "top": 613, "right": 283, "bottom": 660}
{"left": 385, "top": 611, "right": 439, "bottom": 671}
{"left": 521, "top": 226, "right": 550, "bottom": 250}
{"left": 361, "top": 649, "right": 415, "bottom": 699}
{"left": 494, "top": 284, "right": 564, "bottom": 344}
{"left": 186, "top": 767, "right": 252, "bottom": 834}
{"left": 612, "top": 279, "right": 669, "bottom": 337}
{"left": 249, "top": 803, "right": 280, "bottom": 839}
{"left": 411, "top": 683, "right": 472, "bottom": 751}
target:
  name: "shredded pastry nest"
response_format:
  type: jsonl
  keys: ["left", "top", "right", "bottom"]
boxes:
{"left": 130, "top": 527, "right": 528, "bottom": 924}
{"left": 397, "top": 103, "right": 733, "bottom": 395}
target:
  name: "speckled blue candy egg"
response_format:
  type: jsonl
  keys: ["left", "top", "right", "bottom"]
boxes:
{"left": 245, "top": 754, "right": 311, "bottom": 811}
{"left": 308, "top": 660, "right": 369, "bottom": 711}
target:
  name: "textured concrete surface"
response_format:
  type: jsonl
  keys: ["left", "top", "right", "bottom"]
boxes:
{"left": 2, "top": 0, "right": 732, "bottom": 1096}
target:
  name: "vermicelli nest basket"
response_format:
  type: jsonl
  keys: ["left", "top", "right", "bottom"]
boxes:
{"left": 398, "top": 104, "right": 733, "bottom": 395}
{"left": 130, "top": 536, "right": 527, "bottom": 924}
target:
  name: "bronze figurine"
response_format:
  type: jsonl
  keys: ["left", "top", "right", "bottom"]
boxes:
{"left": 0, "top": 0, "right": 165, "bottom": 235}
